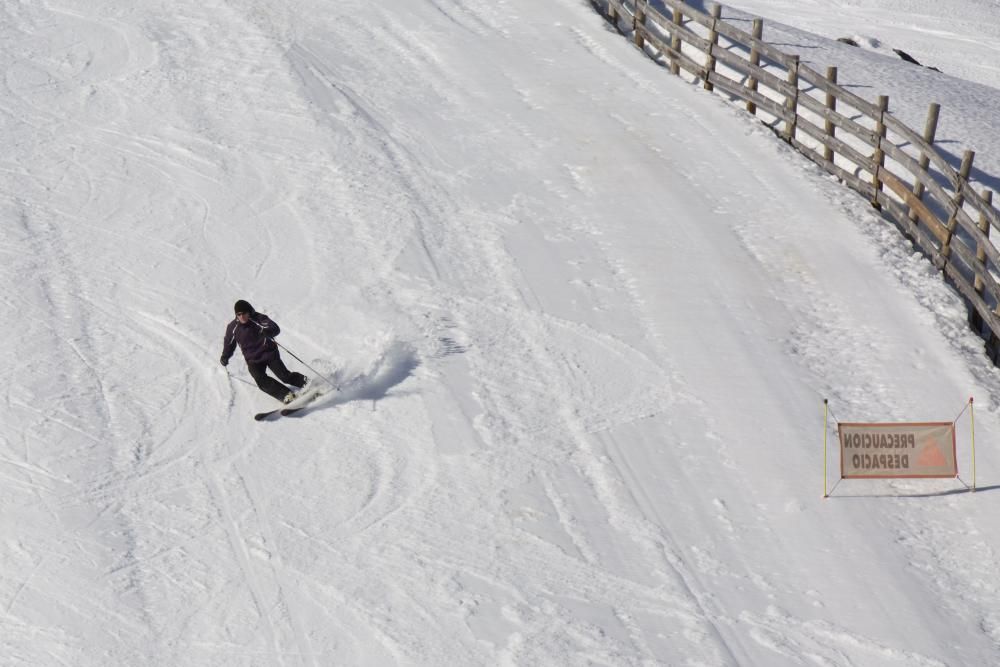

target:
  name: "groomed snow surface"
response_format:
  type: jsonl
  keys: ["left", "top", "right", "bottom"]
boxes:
{"left": 3, "top": 0, "right": 1000, "bottom": 665}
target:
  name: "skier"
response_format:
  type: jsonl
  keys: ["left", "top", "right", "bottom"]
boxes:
{"left": 220, "top": 300, "right": 307, "bottom": 404}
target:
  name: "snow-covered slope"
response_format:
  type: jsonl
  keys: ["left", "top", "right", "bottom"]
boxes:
{"left": 715, "top": 0, "right": 1000, "bottom": 197}
{"left": 3, "top": 0, "right": 1000, "bottom": 665}
{"left": 721, "top": 0, "right": 1000, "bottom": 92}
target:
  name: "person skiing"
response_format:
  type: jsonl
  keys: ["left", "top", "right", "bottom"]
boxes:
{"left": 220, "top": 300, "right": 307, "bottom": 404}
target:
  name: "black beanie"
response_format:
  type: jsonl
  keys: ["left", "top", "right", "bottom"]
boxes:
{"left": 234, "top": 299, "right": 254, "bottom": 314}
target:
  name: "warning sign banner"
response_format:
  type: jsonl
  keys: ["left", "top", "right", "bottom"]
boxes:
{"left": 839, "top": 422, "right": 957, "bottom": 479}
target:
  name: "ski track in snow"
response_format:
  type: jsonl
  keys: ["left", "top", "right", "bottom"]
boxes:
{"left": 3, "top": 0, "right": 1000, "bottom": 665}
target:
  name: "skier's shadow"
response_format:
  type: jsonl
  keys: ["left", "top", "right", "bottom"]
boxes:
{"left": 295, "top": 344, "right": 421, "bottom": 416}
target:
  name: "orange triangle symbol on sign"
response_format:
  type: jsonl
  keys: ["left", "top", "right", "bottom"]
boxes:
{"left": 917, "top": 438, "right": 947, "bottom": 467}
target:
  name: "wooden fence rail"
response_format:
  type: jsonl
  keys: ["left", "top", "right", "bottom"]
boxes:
{"left": 594, "top": 0, "right": 1000, "bottom": 360}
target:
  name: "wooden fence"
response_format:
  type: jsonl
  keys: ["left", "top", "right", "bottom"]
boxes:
{"left": 594, "top": 0, "right": 1000, "bottom": 360}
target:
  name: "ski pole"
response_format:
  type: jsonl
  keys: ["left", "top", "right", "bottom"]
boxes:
{"left": 274, "top": 340, "right": 340, "bottom": 391}
{"left": 227, "top": 368, "right": 257, "bottom": 387}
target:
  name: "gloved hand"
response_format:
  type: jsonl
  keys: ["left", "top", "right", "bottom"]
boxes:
{"left": 220, "top": 356, "right": 229, "bottom": 367}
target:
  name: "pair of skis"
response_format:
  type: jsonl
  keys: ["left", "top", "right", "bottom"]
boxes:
{"left": 254, "top": 384, "right": 325, "bottom": 421}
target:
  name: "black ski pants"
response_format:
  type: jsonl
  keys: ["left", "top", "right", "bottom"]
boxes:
{"left": 247, "top": 356, "right": 306, "bottom": 401}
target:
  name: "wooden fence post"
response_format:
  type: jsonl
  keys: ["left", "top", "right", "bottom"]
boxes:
{"left": 908, "top": 103, "right": 941, "bottom": 224}
{"left": 823, "top": 67, "right": 838, "bottom": 164}
{"left": 783, "top": 56, "right": 800, "bottom": 142}
{"left": 634, "top": 0, "right": 646, "bottom": 49}
{"left": 746, "top": 18, "right": 763, "bottom": 114}
{"left": 704, "top": 4, "right": 722, "bottom": 91}
{"left": 973, "top": 189, "right": 994, "bottom": 331}
{"left": 941, "top": 150, "right": 976, "bottom": 260}
{"left": 871, "top": 95, "right": 889, "bottom": 210}
{"left": 670, "top": 7, "right": 683, "bottom": 76}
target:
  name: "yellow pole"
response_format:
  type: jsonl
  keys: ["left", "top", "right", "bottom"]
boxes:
{"left": 971, "top": 397, "right": 976, "bottom": 492}
{"left": 823, "top": 399, "right": 829, "bottom": 498}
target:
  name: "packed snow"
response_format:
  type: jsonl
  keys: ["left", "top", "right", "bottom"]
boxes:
{"left": 3, "top": 0, "right": 1000, "bottom": 665}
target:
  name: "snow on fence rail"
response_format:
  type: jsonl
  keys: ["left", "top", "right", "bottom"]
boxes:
{"left": 593, "top": 0, "right": 1000, "bottom": 361}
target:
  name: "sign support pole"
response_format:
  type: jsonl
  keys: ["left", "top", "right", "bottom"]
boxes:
{"left": 971, "top": 397, "right": 976, "bottom": 492}
{"left": 823, "top": 399, "right": 829, "bottom": 498}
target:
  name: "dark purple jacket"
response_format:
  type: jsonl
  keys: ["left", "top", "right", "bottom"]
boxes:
{"left": 222, "top": 313, "right": 281, "bottom": 364}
